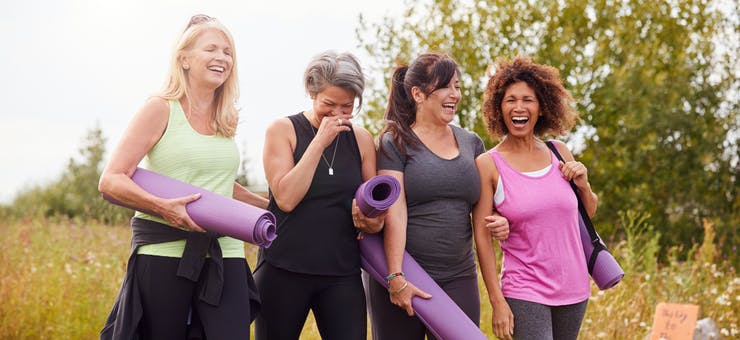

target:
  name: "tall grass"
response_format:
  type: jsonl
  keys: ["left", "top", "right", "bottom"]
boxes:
{"left": 1, "top": 216, "right": 737, "bottom": 339}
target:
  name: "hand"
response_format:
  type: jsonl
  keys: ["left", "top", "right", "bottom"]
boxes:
{"left": 485, "top": 213, "right": 509, "bottom": 240}
{"left": 491, "top": 299, "right": 514, "bottom": 340}
{"left": 352, "top": 199, "right": 387, "bottom": 239}
{"left": 559, "top": 160, "right": 589, "bottom": 189}
{"left": 388, "top": 277, "right": 432, "bottom": 316}
{"left": 313, "top": 113, "right": 353, "bottom": 148}
{"left": 158, "top": 193, "right": 206, "bottom": 232}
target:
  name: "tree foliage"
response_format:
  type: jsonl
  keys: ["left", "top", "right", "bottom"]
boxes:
{"left": 7, "top": 126, "right": 132, "bottom": 224}
{"left": 356, "top": 0, "right": 739, "bottom": 259}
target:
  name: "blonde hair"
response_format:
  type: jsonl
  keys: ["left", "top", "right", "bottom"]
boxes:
{"left": 160, "top": 15, "right": 239, "bottom": 137}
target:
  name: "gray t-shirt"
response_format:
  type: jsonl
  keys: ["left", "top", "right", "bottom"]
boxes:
{"left": 378, "top": 125, "right": 485, "bottom": 282}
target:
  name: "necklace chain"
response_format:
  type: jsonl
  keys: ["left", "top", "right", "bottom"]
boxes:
{"left": 310, "top": 124, "right": 339, "bottom": 176}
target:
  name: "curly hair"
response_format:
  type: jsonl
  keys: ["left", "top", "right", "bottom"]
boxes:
{"left": 482, "top": 56, "right": 578, "bottom": 139}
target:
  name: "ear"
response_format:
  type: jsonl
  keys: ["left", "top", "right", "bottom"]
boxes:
{"left": 410, "top": 86, "right": 425, "bottom": 104}
{"left": 179, "top": 53, "right": 190, "bottom": 70}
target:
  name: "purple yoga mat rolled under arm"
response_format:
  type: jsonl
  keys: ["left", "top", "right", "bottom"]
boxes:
{"left": 103, "top": 167, "right": 277, "bottom": 247}
{"left": 355, "top": 175, "right": 486, "bottom": 340}
{"left": 578, "top": 215, "right": 624, "bottom": 290}
{"left": 354, "top": 174, "right": 401, "bottom": 218}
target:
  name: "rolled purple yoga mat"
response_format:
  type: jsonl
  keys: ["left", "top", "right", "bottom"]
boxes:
{"left": 103, "top": 167, "right": 277, "bottom": 247}
{"left": 360, "top": 234, "right": 487, "bottom": 340}
{"left": 354, "top": 174, "right": 401, "bottom": 218}
{"left": 355, "top": 176, "right": 486, "bottom": 340}
{"left": 578, "top": 215, "right": 624, "bottom": 290}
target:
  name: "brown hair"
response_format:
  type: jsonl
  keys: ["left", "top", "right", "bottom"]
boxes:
{"left": 380, "top": 53, "right": 460, "bottom": 156}
{"left": 482, "top": 56, "right": 577, "bottom": 138}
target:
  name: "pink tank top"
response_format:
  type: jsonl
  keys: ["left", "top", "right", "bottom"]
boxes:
{"left": 489, "top": 149, "right": 590, "bottom": 305}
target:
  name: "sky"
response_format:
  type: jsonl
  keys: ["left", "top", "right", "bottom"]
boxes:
{"left": 0, "top": 0, "right": 400, "bottom": 203}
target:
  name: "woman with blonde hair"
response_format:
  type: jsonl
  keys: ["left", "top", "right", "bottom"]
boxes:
{"left": 99, "top": 14, "right": 267, "bottom": 339}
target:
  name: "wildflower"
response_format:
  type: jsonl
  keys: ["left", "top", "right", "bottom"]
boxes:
{"left": 65, "top": 263, "right": 72, "bottom": 274}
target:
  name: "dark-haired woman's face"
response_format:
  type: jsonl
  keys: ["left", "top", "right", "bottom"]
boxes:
{"left": 501, "top": 81, "right": 539, "bottom": 138}
{"left": 417, "top": 73, "right": 461, "bottom": 124}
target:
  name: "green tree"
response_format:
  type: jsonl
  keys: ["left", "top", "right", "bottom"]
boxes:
{"left": 10, "top": 125, "right": 131, "bottom": 224}
{"left": 356, "top": 0, "right": 739, "bottom": 259}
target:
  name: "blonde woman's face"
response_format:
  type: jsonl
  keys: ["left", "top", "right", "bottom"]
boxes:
{"left": 183, "top": 29, "right": 233, "bottom": 89}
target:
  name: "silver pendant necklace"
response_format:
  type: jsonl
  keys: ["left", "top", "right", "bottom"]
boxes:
{"left": 310, "top": 124, "right": 339, "bottom": 176}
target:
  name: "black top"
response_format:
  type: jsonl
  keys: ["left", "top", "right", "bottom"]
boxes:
{"left": 260, "top": 112, "right": 363, "bottom": 276}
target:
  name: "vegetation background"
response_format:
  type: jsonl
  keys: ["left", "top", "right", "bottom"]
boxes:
{"left": 1, "top": 0, "right": 737, "bottom": 338}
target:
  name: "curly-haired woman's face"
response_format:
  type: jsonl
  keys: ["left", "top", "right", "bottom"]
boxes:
{"left": 501, "top": 81, "right": 540, "bottom": 138}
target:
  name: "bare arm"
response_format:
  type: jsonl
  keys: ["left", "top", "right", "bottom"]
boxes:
{"left": 379, "top": 169, "right": 431, "bottom": 316}
{"left": 232, "top": 182, "right": 268, "bottom": 209}
{"left": 552, "top": 140, "right": 599, "bottom": 218}
{"left": 473, "top": 153, "right": 513, "bottom": 339}
{"left": 98, "top": 97, "right": 204, "bottom": 231}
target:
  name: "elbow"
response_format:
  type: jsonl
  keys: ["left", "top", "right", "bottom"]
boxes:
{"left": 273, "top": 197, "right": 296, "bottom": 213}
{"left": 98, "top": 173, "right": 112, "bottom": 196}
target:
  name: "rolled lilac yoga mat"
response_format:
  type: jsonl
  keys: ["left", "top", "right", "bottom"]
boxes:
{"left": 578, "top": 215, "right": 624, "bottom": 290}
{"left": 103, "top": 167, "right": 277, "bottom": 247}
{"left": 355, "top": 176, "right": 486, "bottom": 340}
{"left": 354, "top": 174, "right": 401, "bottom": 218}
{"left": 360, "top": 234, "right": 487, "bottom": 340}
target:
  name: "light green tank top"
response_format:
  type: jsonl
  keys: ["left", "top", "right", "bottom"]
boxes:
{"left": 136, "top": 99, "right": 244, "bottom": 258}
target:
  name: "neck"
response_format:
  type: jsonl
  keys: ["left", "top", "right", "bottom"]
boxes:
{"left": 412, "top": 114, "right": 449, "bottom": 137}
{"left": 305, "top": 110, "right": 320, "bottom": 128}
{"left": 501, "top": 135, "right": 540, "bottom": 151}
{"left": 183, "top": 88, "right": 216, "bottom": 118}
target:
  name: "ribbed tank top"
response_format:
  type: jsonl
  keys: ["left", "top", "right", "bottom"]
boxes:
{"left": 488, "top": 148, "right": 590, "bottom": 305}
{"left": 136, "top": 99, "right": 243, "bottom": 258}
{"left": 261, "top": 112, "right": 363, "bottom": 276}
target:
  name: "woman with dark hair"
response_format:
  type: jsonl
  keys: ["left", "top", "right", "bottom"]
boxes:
{"left": 255, "top": 50, "right": 385, "bottom": 340}
{"left": 474, "top": 56, "right": 597, "bottom": 340}
{"left": 366, "top": 53, "right": 509, "bottom": 339}
{"left": 98, "top": 14, "right": 267, "bottom": 339}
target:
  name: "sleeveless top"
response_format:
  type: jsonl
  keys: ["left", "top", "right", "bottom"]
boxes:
{"left": 489, "top": 148, "right": 590, "bottom": 305}
{"left": 260, "top": 112, "right": 363, "bottom": 276}
{"left": 377, "top": 126, "right": 485, "bottom": 282}
{"left": 136, "top": 99, "right": 244, "bottom": 258}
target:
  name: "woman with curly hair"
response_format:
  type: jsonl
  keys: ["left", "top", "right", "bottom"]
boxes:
{"left": 473, "top": 56, "right": 598, "bottom": 340}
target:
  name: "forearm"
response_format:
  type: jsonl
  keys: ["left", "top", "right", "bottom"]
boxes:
{"left": 577, "top": 182, "right": 598, "bottom": 218}
{"left": 233, "top": 183, "right": 268, "bottom": 209}
{"left": 269, "top": 142, "right": 324, "bottom": 211}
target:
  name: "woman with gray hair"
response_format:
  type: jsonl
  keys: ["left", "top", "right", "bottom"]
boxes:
{"left": 255, "top": 50, "right": 385, "bottom": 339}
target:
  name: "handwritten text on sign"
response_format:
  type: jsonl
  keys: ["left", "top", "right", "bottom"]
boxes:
{"left": 650, "top": 302, "right": 699, "bottom": 340}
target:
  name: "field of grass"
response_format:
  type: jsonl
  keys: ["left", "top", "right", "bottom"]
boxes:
{"left": 1, "top": 217, "right": 737, "bottom": 339}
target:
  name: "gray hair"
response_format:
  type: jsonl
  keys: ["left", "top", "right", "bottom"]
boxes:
{"left": 304, "top": 51, "right": 365, "bottom": 108}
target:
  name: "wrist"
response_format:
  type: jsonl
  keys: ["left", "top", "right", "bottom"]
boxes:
{"left": 385, "top": 271, "right": 404, "bottom": 283}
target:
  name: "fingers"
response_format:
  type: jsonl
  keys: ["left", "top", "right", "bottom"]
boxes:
{"left": 559, "top": 160, "right": 587, "bottom": 181}
{"left": 485, "top": 214, "right": 510, "bottom": 240}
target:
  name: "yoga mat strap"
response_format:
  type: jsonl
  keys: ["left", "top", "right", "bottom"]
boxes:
{"left": 546, "top": 141, "right": 624, "bottom": 290}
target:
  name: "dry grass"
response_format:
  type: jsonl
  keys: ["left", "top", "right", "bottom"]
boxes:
{"left": 1, "top": 218, "right": 737, "bottom": 339}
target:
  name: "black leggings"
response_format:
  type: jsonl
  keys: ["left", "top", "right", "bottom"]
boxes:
{"left": 254, "top": 262, "right": 367, "bottom": 340}
{"left": 505, "top": 297, "right": 588, "bottom": 340}
{"left": 135, "top": 255, "right": 253, "bottom": 340}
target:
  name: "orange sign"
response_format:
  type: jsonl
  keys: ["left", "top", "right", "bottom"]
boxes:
{"left": 650, "top": 302, "right": 699, "bottom": 340}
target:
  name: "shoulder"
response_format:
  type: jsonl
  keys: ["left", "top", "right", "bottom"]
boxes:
{"left": 266, "top": 117, "right": 294, "bottom": 134}
{"left": 139, "top": 97, "right": 170, "bottom": 119}
{"left": 352, "top": 125, "right": 374, "bottom": 148}
{"left": 451, "top": 125, "right": 485, "bottom": 148}
{"left": 548, "top": 139, "right": 575, "bottom": 162}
